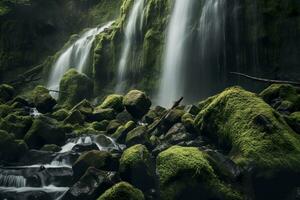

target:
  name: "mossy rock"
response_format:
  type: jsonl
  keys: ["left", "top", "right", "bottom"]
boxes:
{"left": 123, "top": 90, "right": 151, "bottom": 119}
{"left": 73, "top": 150, "right": 115, "bottom": 180}
{"left": 71, "top": 99, "right": 94, "bottom": 116}
{"left": 157, "top": 146, "right": 242, "bottom": 200}
{"left": 91, "top": 120, "right": 110, "bottom": 131}
{"left": 98, "top": 94, "right": 124, "bottom": 112}
{"left": 52, "top": 109, "right": 69, "bottom": 121}
{"left": 0, "top": 130, "right": 28, "bottom": 163}
{"left": 195, "top": 87, "right": 300, "bottom": 199}
{"left": 0, "top": 84, "right": 15, "bottom": 102}
{"left": 111, "top": 121, "right": 136, "bottom": 143}
{"left": 119, "top": 144, "right": 154, "bottom": 191}
{"left": 31, "top": 85, "right": 57, "bottom": 114}
{"left": 106, "top": 120, "right": 122, "bottom": 135}
{"left": 286, "top": 112, "right": 300, "bottom": 133}
{"left": 0, "top": 104, "right": 13, "bottom": 118}
{"left": 40, "top": 144, "right": 62, "bottom": 152}
{"left": 0, "top": 113, "right": 33, "bottom": 139}
{"left": 58, "top": 69, "right": 94, "bottom": 108}
{"left": 64, "top": 110, "right": 85, "bottom": 125}
{"left": 125, "top": 126, "right": 150, "bottom": 147}
{"left": 24, "top": 116, "right": 65, "bottom": 149}
{"left": 260, "top": 84, "right": 300, "bottom": 113}
{"left": 88, "top": 108, "right": 116, "bottom": 122}
{"left": 97, "top": 181, "right": 145, "bottom": 200}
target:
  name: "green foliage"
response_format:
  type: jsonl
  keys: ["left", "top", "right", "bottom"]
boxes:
{"left": 97, "top": 181, "right": 145, "bottom": 200}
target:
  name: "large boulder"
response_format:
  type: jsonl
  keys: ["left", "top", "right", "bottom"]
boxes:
{"left": 125, "top": 126, "right": 150, "bottom": 147}
{"left": 63, "top": 167, "right": 119, "bottom": 200}
{"left": 98, "top": 94, "right": 124, "bottom": 112}
{"left": 195, "top": 87, "right": 300, "bottom": 199}
{"left": 119, "top": 144, "right": 154, "bottom": 191}
{"left": 0, "top": 84, "right": 15, "bottom": 103}
{"left": 97, "top": 182, "right": 145, "bottom": 200}
{"left": 24, "top": 116, "right": 66, "bottom": 149}
{"left": 58, "top": 69, "right": 94, "bottom": 108}
{"left": 260, "top": 84, "right": 300, "bottom": 113}
{"left": 72, "top": 150, "right": 116, "bottom": 180}
{"left": 157, "top": 146, "right": 242, "bottom": 200}
{"left": 123, "top": 90, "right": 151, "bottom": 119}
{"left": 88, "top": 108, "right": 116, "bottom": 122}
{"left": 0, "top": 130, "right": 28, "bottom": 163}
{"left": 0, "top": 113, "right": 32, "bottom": 139}
{"left": 31, "top": 85, "right": 57, "bottom": 113}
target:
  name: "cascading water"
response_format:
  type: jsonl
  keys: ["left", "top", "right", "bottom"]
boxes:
{"left": 157, "top": 0, "right": 195, "bottom": 107}
{"left": 115, "top": 0, "right": 144, "bottom": 93}
{"left": 47, "top": 21, "right": 114, "bottom": 97}
{"left": 157, "top": 0, "right": 227, "bottom": 106}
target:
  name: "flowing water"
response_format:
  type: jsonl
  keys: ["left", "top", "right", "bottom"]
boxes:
{"left": 157, "top": 0, "right": 195, "bottom": 107}
{"left": 0, "top": 134, "right": 121, "bottom": 200}
{"left": 115, "top": 0, "right": 144, "bottom": 93}
{"left": 47, "top": 21, "right": 114, "bottom": 98}
{"left": 157, "top": 0, "right": 226, "bottom": 107}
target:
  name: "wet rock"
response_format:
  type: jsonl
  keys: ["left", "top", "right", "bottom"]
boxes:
{"left": 58, "top": 69, "right": 94, "bottom": 108}
{"left": 63, "top": 168, "right": 119, "bottom": 200}
{"left": 286, "top": 112, "right": 300, "bottom": 133}
{"left": 97, "top": 181, "right": 145, "bottom": 200}
{"left": 72, "top": 143, "right": 99, "bottom": 153}
{"left": 52, "top": 109, "right": 69, "bottom": 121}
{"left": 40, "top": 144, "right": 62, "bottom": 152}
{"left": 71, "top": 99, "right": 94, "bottom": 116}
{"left": 163, "top": 123, "right": 193, "bottom": 145}
{"left": 72, "top": 150, "right": 116, "bottom": 180}
{"left": 0, "top": 84, "right": 15, "bottom": 103}
{"left": 0, "top": 130, "right": 28, "bottom": 163}
{"left": 64, "top": 110, "right": 85, "bottom": 125}
{"left": 24, "top": 116, "right": 66, "bottom": 149}
{"left": 119, "top": 144, "right": 155, "bottom": 191}
{"left": 91, "top": 120, "right": 109, "bottom": 131}
{"left": 88, "top": 108, "right": 116, "bottom": 122}
{"left": 106, "top": 120, "right": 121, "bottom": 135}
{"left": 184, "top": 104, "right": 200, "bottom": 115}
{"left": 123, "top": 90, "right": 151, "bottom": 119}
{"left": 116, "top": 110, "right": 134, "bottom": 124}
{"left": 142, "top": 109, "right": 159, "bottom": 124}
{"left": 162, "top": 109, "right": 185, "bottom": 130}
{"left": 112, "top": 121, "right": 136, "bottom": 144}
{"left": 125, "top": 126, "right": 150, "bottom": 147}
{"left": 31, "top": 85, "right": 57, "bottom": 113}
{"left": 98, "top": 94, "right": 124, "bottom": 113}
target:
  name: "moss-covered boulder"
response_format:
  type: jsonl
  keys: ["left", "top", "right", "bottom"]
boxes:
{"left": 98, "top": 94, "right": 124, "bottom": 112}
{"left": 58, "top": 69, "right": 94, "bottom": 108}
{"left": 71, "top": 99, "right": 94, "bottom": 116}
{"left": 0, "top": 84, "right": 15, "bottom": 102}
{"left": 0, "top": 104, "right": 13, "bottom": 117}
{"left": 72, "top": 150, "right": 115, "bottom": 179}
{"left": 106, "top": 120, "right": 122, "bottom": 135}
{"left": 157, "top": 146, "right": 242, "bottom": 200}
{"left": 31, "top": 85, "right": 57, "bottom": 113}
{"left": 125, "top": 126, "right": 150, "bottom": 147}
{"left": 111, "top": 121, "right": 136, "bottom": 143}
{"left": 91, "top": 120, "right": 110, "bottom": 131}
{"left": 52, "top": 109, "right": 69, "bottom": 121}
{"left": 24, "top": 116, "right": 66, "bottom": 149}
{"left": 119, "top": 144, "right": 154, "bottom": 191}
{"left": 123, "top": 90, "right": 151, "bottom": 119}
{"left": 195, "top": 87, "right": 300, "bottom": 199}
{"left": 88, "top": 108, "right": 116, "bottom": 122}
{"left": 40, "top": 144, "right": 62, "bottom": 152}
{"left": 0, "top": 113, "right": 33, "bottom": 139}
{"left": 64, "top": 110, "right": 85, "bottom": 125}
{"left": 0, "top": 130, "right": 28, "bottom": 163}
{"left": 97, "top": 181, "right": 145, "bottom": 200}
{"left": 286, "top": 112, "right": 300, "bottom": 133}
{"left": 260, "top": 84, "right": 300, "bottom": 113}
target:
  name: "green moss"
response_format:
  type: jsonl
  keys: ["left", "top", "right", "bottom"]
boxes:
{"left": 0, "top": 104, "right": 13, "bottom": 118}
{"left": 125, "top": 126, "right": 150, "bottom": 147}
{"left": 73, "top": 150, "right": 113, "bottom": 179}
{"left": 64, "top": 110, "right": 85, "bottom": 125}
{"left": 71, "top": 99, "right": 94, "bottom": 116}
{"left": 286, "top": 112, "right": 300, "bottom": 133}
{"left": 40, "top": 144, "right": 62, "bottom": 152}
{"left": 195, "top": 87, "right": 300, "bottom": 171}
{"left": 98, "top": 94, "right": 124, "bottom": 112}
{"left": 97, "top": 181, "right": 145, "bottom": 200}
{"left": 0, "top": 84, "right": 15, "bottom": 102}
{"left": 157, "top": 146, "right": 242, "bottom": 200}
{"left": 119, "top": 145, "right": 153, "bottom": 189}
{"left": 90, "top": 120, "right": 110, "bottom": 131}
{"left": 58, "top": 69, "right": 94, "bottom": 109}
{"left": 52, "top": 109, "right": 69, "bottom": 121}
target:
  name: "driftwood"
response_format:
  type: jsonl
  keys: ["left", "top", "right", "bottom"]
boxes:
{"left": 147, "top": 97, "right": 184, "bottom": 134}
{"left": 230, "top": 72, "right": 300, "bottom": 86}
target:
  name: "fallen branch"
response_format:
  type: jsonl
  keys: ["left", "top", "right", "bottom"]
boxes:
{"left": 47, "top": 89, "right": 67, "bottom": 94}
{"left": 230, "top": 72, "right": 300, "bottom": 86}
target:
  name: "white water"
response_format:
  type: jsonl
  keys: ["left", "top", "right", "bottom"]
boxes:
{"left": 0, "top": 174, "right": 26, "bottom": 188}
{"left": 115, "top": 0, "right": 145, "bottom": 93}
{"left": 47, "top": 21, "right": 114, "bottom": 97}
{"left": 157, "top": 0, "right": 195, "bottom": 107}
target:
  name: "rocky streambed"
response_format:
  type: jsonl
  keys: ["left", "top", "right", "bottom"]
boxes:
{"left": 0, "top": 82, "right": 300, "bottom": 200}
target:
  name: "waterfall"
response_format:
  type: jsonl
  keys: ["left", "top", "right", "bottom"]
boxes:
{"left": 0, "top": 174, "right": 26, "bottom": 188}
{"left": 157, "top": 0, "right": 195, "bottom": 107}
{"left": 157, "top": 0, "right": 226, "bottom": 106}
{"left": 47, "top": 21, "right": 114, "bottom": 97}
{"left": 115, "top": 0, "right": 144, "bottom": 93}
